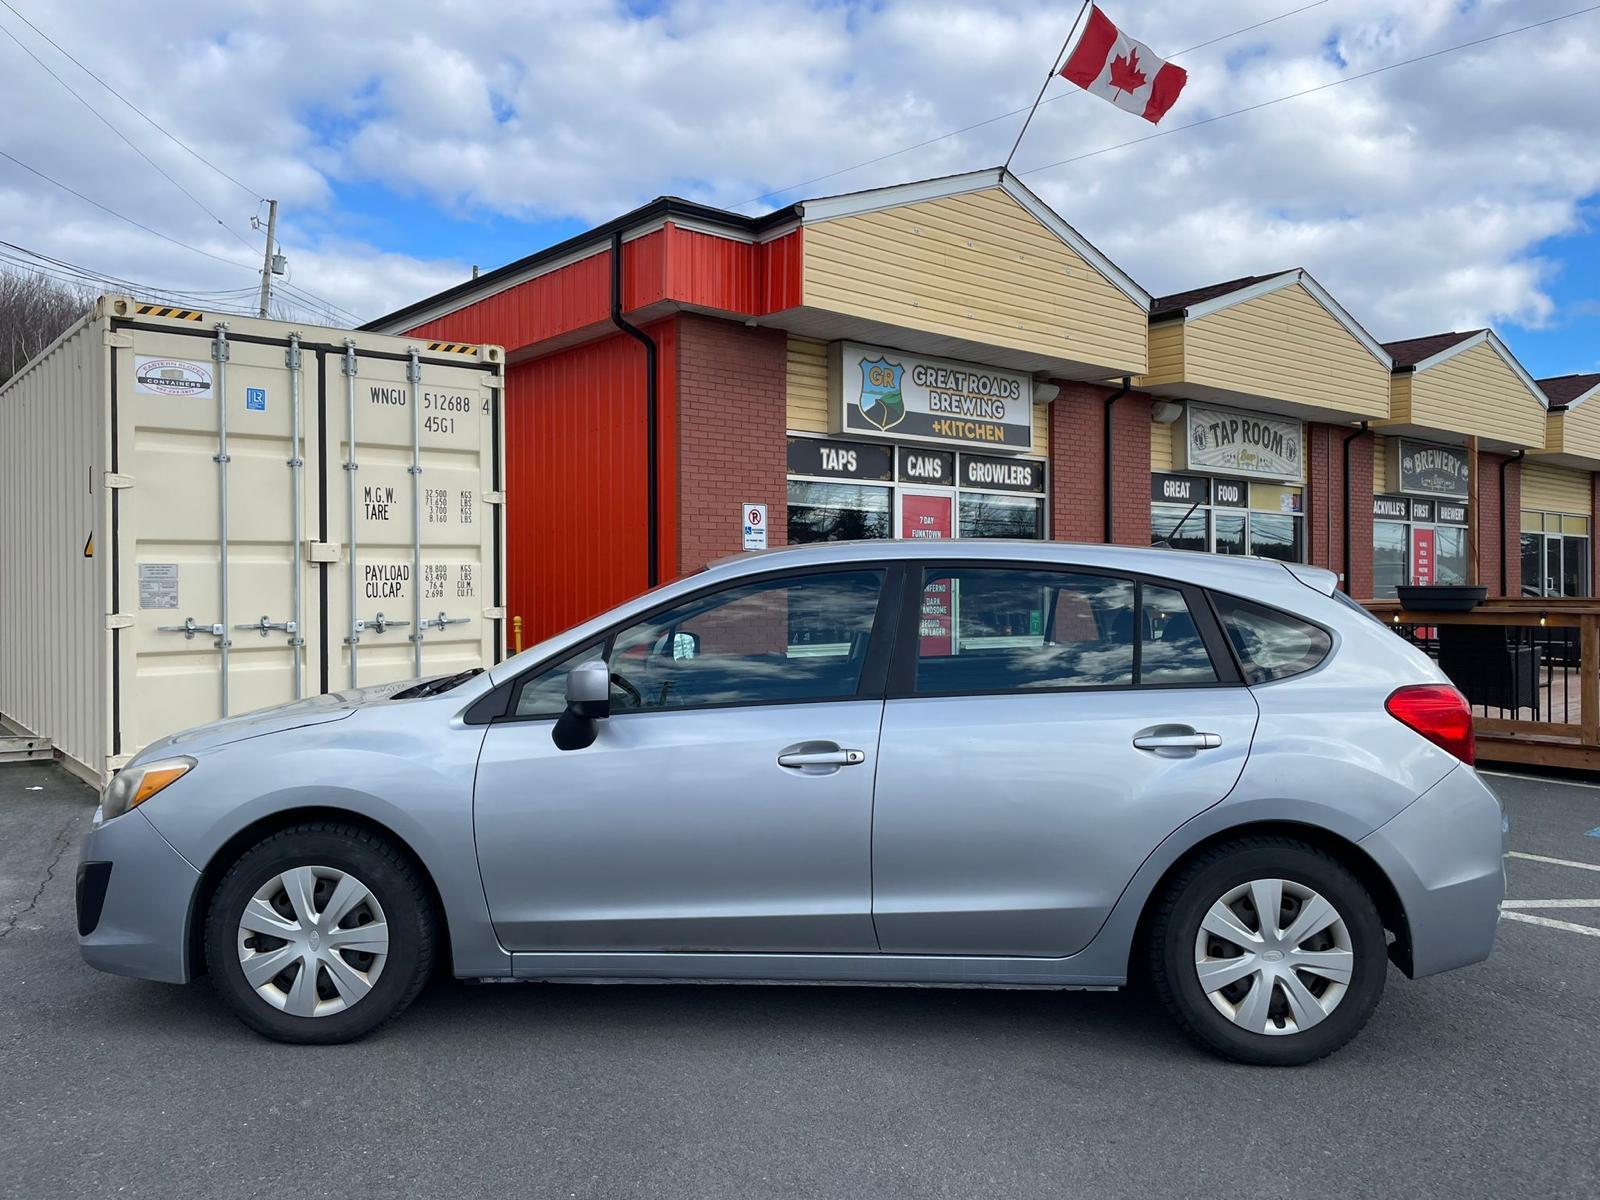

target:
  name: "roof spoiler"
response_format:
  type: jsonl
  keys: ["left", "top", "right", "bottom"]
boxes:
{"left": 1282, "top": 561, "right": 1337, "bottom": 596}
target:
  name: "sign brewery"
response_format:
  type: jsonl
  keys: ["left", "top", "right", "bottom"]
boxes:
{"left": 1392, "top": 439, "right": 1469, "bottom": 499}
{"left": 832, "top": 342, "right": 1032, "bottom": 451}
{"left": 1179, "top": 403, "right": 1301, "bottom": 480}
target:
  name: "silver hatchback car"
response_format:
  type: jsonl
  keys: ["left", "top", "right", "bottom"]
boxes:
{"left": 77, "top": 541, "right": 1502, "bottom": 1065}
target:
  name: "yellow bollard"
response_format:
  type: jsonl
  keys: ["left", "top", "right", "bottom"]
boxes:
{"left": 512, "top": 614, "right": 523, "bottom": 654}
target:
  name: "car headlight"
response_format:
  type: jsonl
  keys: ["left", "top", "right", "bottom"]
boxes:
{"left": 102, "top": 756, "right": 196, "bottom": 821}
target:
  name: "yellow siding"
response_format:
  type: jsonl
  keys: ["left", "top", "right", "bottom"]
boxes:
{"left": 1391, "top": 341, "right": 1545, "bottom": 448}
{"left": 1138, "top": 321, "right": 1184, "bottom": 388}
{"left": 1180, "top": 284, "right": 1389, "bottom": 418}
{"left": 1543, "top": 400, "right": 1600, "bottom": 464}
{"left": 786, "top": 336, "right": 829, "bottom": 433}
{"left": 1150, "top": 419, "right": 1173, "bottom": 471}
{"left": 803, "top": 188, "right": 1147, "bottom": 375}
{"left": 1521, "top": 460, "right": 1592, "bottom": 515}
{"left": 1032, "top": 402, "right": 1047, "bottom": 456}
{"left": 1372, "top": 437, "right": 1387, "bottom": 489}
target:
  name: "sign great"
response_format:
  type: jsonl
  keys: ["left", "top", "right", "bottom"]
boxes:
{"left": 831, "top": 342, "right": 1032, "bottom": 452}
{"left": 1178, "top": 403, "right": 1302, "bottom": 480}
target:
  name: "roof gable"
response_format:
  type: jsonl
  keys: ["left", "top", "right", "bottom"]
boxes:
{"left": 1389, "top": 328, "right": 1546, "bottom": 404}
{"left": 1539, "top": 373, "right": 1600, "bottom": 409}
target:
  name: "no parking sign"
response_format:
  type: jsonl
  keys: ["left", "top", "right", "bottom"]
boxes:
{"left": 742, "top": 503, "right": 767, "bottom": 551}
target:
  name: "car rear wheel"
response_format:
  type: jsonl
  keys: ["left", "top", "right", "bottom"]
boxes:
{"left": 1147, "top": 838, "right": 1386, "bottom": 1066}
{"left": 204, "top": 823, "right": 435, "bottom": 1044}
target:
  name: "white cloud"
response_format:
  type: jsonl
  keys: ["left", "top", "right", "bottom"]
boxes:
{"left": 0, "top": 0, "right": 1596, "bottom": 341}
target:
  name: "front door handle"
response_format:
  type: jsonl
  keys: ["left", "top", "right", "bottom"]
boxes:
{"left": 777, "top": 742, "right": 867, "bottom": 770}
{"left": 1133, "top": 730, "right": 1222, "bottom": 752}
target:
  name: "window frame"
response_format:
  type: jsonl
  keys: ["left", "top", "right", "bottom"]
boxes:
{"left": 883, "top": 560, "right": 1241, "bottom": 700}
{"left": 490, "top": 562, "right": 905, "bottom": 724}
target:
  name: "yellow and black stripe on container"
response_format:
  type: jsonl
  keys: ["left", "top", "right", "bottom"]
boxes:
{"left": 426, "top": 341, "right": 477, "bottom": 355}
{"left": 134, "top": 303, "right": 204, "bottom": 321}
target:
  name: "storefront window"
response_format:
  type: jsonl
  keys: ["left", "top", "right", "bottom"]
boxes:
{"left": 1248, "top": 512, "right": 1300, "bottom": 562}
{"left": 1151, "top": 504, "right": 1207, "bottom": 551}
{"left": 787, "top": 481, "right": 891, "bottom": 544}
{"left": 1520, "top": 509, "right": 1592, "bottom": 596}
{"left": 787, "top": 436, "right": 1046, "bottom": 545}
{"left": 958, "top": 492, "right": 1044, "bottom": 539}
{"left": 1434, "top": 526, "right": 1468, "bottom": 587}
{"left": 1213, "top": 511, "right": 1247, "bottom": 556}
{"left": 1373, "top": 521, "right": 1408, "bottom": 599}
{"left": 1149, "top": 474, "right": 1302, "bottom": 561}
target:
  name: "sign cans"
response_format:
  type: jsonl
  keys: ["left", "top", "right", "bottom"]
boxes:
{"left": 1180, "top": 403, "right": 1302, "bottom": 479}
{"left": 832, "top": 342, "right": 1033, "bottom": 451}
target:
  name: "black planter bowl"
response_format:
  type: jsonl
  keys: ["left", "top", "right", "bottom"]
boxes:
{"left": 1396, "top": 584, "right": 1488, "bottom": 612}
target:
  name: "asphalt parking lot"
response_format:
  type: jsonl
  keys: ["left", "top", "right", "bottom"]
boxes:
{"left": 1, "top": 763, "right": 1596, "bottom": 1199}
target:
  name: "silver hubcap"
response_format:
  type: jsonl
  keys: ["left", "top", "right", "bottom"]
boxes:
{"left": 1193, "top": 878, "right": 1354, "bottom": 1036}
{"left": 236, "top": 866, "right": 388, "bottom": 1018}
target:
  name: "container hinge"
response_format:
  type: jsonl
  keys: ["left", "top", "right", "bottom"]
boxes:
{"left": 482, "top": 606, "right": 506, "bottom": 620}
{"left": 285, "top": 343, "right": 303, "bottom": 370}
{"left": 342, "top": 342, "right": 359, "bottom": 376}
{"left": 482, "top": 491, "right": 505, "bottom": 505}
{"left": 106, "top": 614, "right": 133, "bottom": 631}
{"left": 104, "top": 472, "right": 134, "bottom": 490}
{"left": 406, "top": 354, "right": 423, "bottom": 384}
{"left": 158, "top": 617, "right": 228, "bottom": 645}
{"left": 103, "top": 330, "right": 133, "bottom": 349}
{"left": 235, "top": 616, "right": 297, "bottom": 639}
{"left": 211, "top": 326, "right": 230, "bottom": 363}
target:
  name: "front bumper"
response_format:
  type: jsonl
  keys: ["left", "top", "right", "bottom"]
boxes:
{"left": 76, "top": 806, "right": 201, "bottom": 984}
{"left": 1358, "top": 763, "right": 1505, "bottom": 979}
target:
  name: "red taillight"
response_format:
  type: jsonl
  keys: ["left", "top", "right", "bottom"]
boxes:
{"left": 1385, "top": 684, "right": 1475, "bottom": 765}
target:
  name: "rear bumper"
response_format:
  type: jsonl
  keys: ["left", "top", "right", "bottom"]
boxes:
{"left": 1358, "top": 764, "right": 1504, "bottom": 979}
{"left": 76, "top": 806, "right": 200, "bottom": 984}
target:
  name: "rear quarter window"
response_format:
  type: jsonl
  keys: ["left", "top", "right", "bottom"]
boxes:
{"left": 1211, "top": 594, "right": 1332, "bottom": 684}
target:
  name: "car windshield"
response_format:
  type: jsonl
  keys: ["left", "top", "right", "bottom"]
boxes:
{"left": 389, "top": 668, "right": 484, "bottom": 700}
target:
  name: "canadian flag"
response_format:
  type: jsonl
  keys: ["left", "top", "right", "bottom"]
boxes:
{"left": 1060, "top": 5, "right": 1187, "bottom": 124}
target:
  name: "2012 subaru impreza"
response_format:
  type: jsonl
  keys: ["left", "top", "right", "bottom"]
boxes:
{"left": 76, "top": 541, "right": 1503, "bottom": 1065}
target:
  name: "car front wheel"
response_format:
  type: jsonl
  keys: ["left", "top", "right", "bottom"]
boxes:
{"left": 204, "top": 823, "right": 436, "bottom": 1044}
{"left": 1148, "top": 838, "right": 1387, "bottom": 1066}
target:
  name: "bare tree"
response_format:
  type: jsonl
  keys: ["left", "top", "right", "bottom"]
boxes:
{"left": 1, "top": 269, "right": 94, "bottom": 389}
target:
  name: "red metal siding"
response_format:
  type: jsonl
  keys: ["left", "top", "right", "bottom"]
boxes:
{"left": 759, "top": 228, "right": 804, "bottom": 313}
{"left": 664, "top": 224, "right": 760, "bottom": 314}
{"left": 408, "top": 249, "right": 613, "bottom": 348}
{"left": 505, "top": 318, "right": 678, "bottom": 643}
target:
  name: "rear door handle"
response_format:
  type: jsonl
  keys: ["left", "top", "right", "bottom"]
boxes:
{"left": 1133, "top": 732, "right": 1222, "bottom": 751}
{"left": 777, "top": 742, "right": 867, "bottom": 770}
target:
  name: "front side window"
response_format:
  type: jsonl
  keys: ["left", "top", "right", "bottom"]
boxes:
{"left": 606, "top": 570, "right": 885, "bottom": 711}
{"left": 1213, "top": 594, "right": 1331, "bottom": 684}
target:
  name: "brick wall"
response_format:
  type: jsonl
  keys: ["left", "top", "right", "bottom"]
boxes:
{"left": 1048, "top": 381, "right": 1152, "bottom": 545}
{"left": 1477, "top": 452, "right": 1522, "bottom": 597}
{"left": 1305, "top": 424, "right": 1375, "bottom": 597}
{"left": 675, "top": 313, "right": 790, "bottom": 575}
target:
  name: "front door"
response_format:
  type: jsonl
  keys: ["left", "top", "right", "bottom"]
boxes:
{"left": 473, "top": 567, "right": 894, "bottom": 955}
{"left": 871, "top": 564, "right": 1259, "bottom": 958}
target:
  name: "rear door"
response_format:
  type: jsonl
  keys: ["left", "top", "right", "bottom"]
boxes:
{"left": 871, "top": 563, "right": 1258, "bottom": 957}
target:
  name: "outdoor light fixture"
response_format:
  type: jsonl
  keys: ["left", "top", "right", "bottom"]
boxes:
{"left": 1032, "top": 381, "right": 1060, "bottom": 406}
{"left": 1151, "top": 400, "right": 1183, "bottom": 424}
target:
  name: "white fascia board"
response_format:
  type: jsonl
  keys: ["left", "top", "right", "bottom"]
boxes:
{"left": 1184, "top": 270, "right": 1393, "bottom": 368}
{"left": 796, "top": 168, "right": 1004, "bottom": 224}
{"left": 1555, "top": 381, "right": 1600, "bottom": 410}
{"left": 1411, "top": 330, "right": 1548, "bottom": 408}
{"left": 1408, "top": 330, "right": 1485, "bottom": 373}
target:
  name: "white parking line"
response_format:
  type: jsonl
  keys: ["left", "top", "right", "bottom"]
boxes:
{"left": 1506, "top": 851, "right": 1600, "bottom": 873}
{"left": 1501, "top": 911, "right": 1600, "bottom": 938}
{"left": 1502, "top": 899, "right": 1600, "bottom": 909}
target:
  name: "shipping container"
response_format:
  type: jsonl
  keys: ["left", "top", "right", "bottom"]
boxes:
{"left": 0, "top": 296, "right": 506, "bottom": 786}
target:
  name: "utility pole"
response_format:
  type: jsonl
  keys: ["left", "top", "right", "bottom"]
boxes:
{"left": 256, "top": 199, "right": 279, "bottom": 318}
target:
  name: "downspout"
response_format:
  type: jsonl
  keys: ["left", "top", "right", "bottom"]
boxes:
{"left": 1103, "top": 376, "right": 1131, "bottom": 543}
{"left": 1340, "top": 421, "right": 1369, "bottom": 594}
{"left": 610, "top": 230, "right": 660, "bottom": 587}
{"left": 1500, "top": 449, "right": 1524, "bottom": 595}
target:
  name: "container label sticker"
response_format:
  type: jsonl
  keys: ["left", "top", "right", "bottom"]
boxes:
{"left": 246, "top": 387, "right": 266, "bottom": 411}
{"left": 139, "top": 563, "right": 179, "bottom": 609}
{"left": 134, "top": 356, "right": 213, "bottom": 398}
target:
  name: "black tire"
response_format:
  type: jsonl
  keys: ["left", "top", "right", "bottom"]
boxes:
{"left": 204, "top": 822, "right": 436, "bottom": 1044}
{"left": 1147, "top": 837, "right": 1386, "bottom": 1066}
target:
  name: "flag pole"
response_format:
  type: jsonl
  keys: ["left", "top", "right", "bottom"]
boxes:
{"left": 1003, "top": 0, "right": 1092, "bottom": 173}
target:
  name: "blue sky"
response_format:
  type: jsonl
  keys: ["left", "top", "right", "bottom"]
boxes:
{"left": 2, "top": 0, "right": 1597, "bottom": 381}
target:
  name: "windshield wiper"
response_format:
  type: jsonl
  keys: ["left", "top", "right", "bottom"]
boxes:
{"left": 390, "top": 667, "right": 484, "bottom": 700}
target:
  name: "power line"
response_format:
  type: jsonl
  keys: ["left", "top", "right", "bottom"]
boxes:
{"left": 0, "top": 239, "right": 261, "bottom": 299}
{"left": 0, "top": 0, "right": 261, "bottom": 201}
{"left": 0, "top": 148, "right": 258, "bottom": 272}
{"left": 0, "top": 13, "right": 260, "bottom": 253}
{"left": 1018, "top": 3, "right": 1600, "bottom": 177}
{"left": 733, "top": 0, "right": 1332, "bottom": 209}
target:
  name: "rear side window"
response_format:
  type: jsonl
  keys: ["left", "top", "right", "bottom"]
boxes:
{"left": 1212, "top": 594, "right": 1332, "bottom": 684}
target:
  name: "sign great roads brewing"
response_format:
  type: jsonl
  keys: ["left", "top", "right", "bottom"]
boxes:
{"left": 831, "top": 342, "right": 1033, "bottom": 452}
{"left": 1179, "top": 402, "right": 1301, "bottom": 480}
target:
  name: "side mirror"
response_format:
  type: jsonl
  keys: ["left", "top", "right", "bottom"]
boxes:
{"left": 552, "top": 660, "right": 610, "bottom": 751}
